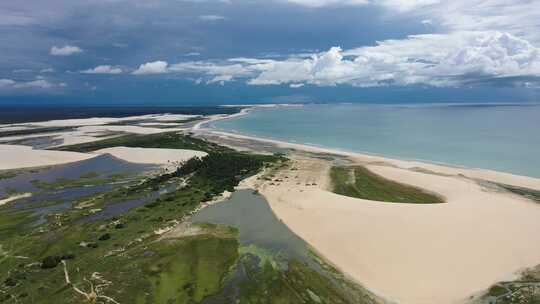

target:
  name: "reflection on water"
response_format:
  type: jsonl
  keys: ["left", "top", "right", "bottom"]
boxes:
{"left": 4, "top": 136, "right": 64, "bottom": 149}
{"left": 0, "top": 154, "right": 157, "bottom": 225}
{"left": 192, "top": 190, "right": 310, "bottom": 263}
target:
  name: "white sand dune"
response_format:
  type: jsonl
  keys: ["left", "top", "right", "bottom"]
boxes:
{"left": 93, "top": 147, "right": 207, "bottom": 166}
{"left": 0, "top": 124, "right": 186, "bottom": 148}
{"left": 19, "top": 113, "right": 199, "bottom": 128}
{"left": 0, "top": 144, "right": 95, "bottom": 170}
{"left": 206, "top": 129, "right": 540, "bottom": 304}
{"left": 252, "top": 156, "right": 540, "bottom": 304}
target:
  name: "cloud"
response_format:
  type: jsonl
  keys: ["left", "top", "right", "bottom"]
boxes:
{"left": 0, "top": 79, "right": 16, "bottom": 87}
{"left": 81, "top": 65, "right": 123, "bottom": 74}
{"left": 154, "top": 31, "right": 540, "bottom": 88}
{"left": 0, "top": 79, "right": 56, "bottom": 90}
{"left": 50, "top": 45, "right": 83, "bottom": 56}
{"left": 13, "top": 69, "right": 33, "bottom": 73}
{"left": 40, "top": 68, "right": 55, "bottom": 73}
{"left": 290, "top": 83, "right": 305, "bottom": 88}
{"left": 168, "top": 60, "right": 268, "bottom": 84}
{"left": 132, "top": 61, "right": 169, "bottom": 75}
{"left": 285, "top": 0, "right": 369, "bottom": 7}
{"left": 283, "top": 0, "right": 540, "bottom": 43}
{"left": 375, "top": 0, "right": 540, "bottom": 43}
{"left": 13, "top": 79, "right": 54, "bottom": 89}
{"left": 198, "top": 15, "right": 227, "bottom": 21}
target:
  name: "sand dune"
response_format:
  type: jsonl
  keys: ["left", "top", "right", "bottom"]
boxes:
{"left": 252, "top": 156, "right": 540, "bottom": 304}
{"left": 0, "top": 144, "right": 96, "bottom": 170}
{"left": 0, "top": 144, "right": 207, "bottom": 171}
{"left": 206, "top": 129, "right": 540, "bottom": 304}
{"left": 93, "top": 146, "right": 207, "bottom": 167}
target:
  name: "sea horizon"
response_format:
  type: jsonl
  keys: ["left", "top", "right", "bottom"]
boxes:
{"left": 211, "top": 103, "right": 540, "bottom": 178}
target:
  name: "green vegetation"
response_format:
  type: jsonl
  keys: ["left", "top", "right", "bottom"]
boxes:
{"left": 0, "top": 133, "right": 374, "bottom": 304}
{"left": 206, "top": 244, "right": 380, "bottom": 304}
{"left": 0, "top": 171, "right": 17, "bottom": 180}
{"left": 0, "top": 133, "right": 285, "bottom": 303}
{"left": 495, "top": 183, "right": 540, "bottom": 203}
{"left": 31, "top": 172, "right": 132, "bottom": 190}
{"left": 330, "top": 166, "right": 444, "bottom": 204}
{"left": 480, "top": 265, "right": 540, "bottom": 304}
{"left": 141, "top": 236, "right": 239, "bottom": 303}
{"left": 55, "top": 132, "right": 227, "bottom": 154}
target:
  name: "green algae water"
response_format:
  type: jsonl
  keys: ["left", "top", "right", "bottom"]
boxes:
{"left": 192, "top": 190, "right": 309, "bottom": 262}
{"left": 212, "top": 103, "right": 540, "bottom": 178}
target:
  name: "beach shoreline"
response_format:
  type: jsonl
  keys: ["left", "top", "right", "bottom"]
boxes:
{"left": 1, "top": 108, "right": 539, "bottom": 303}
{"left": 194, "top": 112, "right": 540, "bottom": 304}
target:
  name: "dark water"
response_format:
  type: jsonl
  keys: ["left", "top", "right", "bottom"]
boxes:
{"left": 3, "top": 136, "right": 65, "bottom": 149}
{"left": 0, "top": 154, "right": 157, "bottom": 224}
{"left": 0, "top": 154, "right": 152, "bottom": 197}
{"left": 192, "top": 190, "right": 310, "bottom": 263}
{"left": 0, "top": 106, "right": 240, "bottom": 124}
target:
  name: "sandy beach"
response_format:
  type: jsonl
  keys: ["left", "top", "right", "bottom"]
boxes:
{"left": 198, "top": 127, "right": 540, "bottom": 304}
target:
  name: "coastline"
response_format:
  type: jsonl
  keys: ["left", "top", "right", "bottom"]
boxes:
{"left": 1, "top": 107, "right": 539, "bottom": 303}
{"left": 194, "top": 112, "right": 540, "bottom": 304}
{"left": 196, "top": 126, "right": 540, "bottom": 190}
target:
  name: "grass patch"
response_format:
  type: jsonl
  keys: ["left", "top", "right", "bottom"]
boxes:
{"left": 0, "top": 171, "right": 17, "bottom": 180}
{"left": 55, "top": 132, "right": 227, "bottom": 154}
{"left": 141, "top": 236, "right": 239, "bottom": 303}
{"left": 331, "top": 166, "right": 444, "bottom": 204}
{"left": 495, "top": 183, "right": 540, "bottom": 203}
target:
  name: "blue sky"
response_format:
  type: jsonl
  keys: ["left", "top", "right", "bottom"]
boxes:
{"left": 1, "top": 0, "right": 540, "bottom": 105}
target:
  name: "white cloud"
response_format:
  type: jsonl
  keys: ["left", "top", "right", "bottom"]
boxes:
{"left": 0, "top": 78, "right": 59, "bottom": 90}
{"left": 50, "top": 45, "right": 83, "bottom": 56}
{"left": 168, "top": 60, "right": 267, "bottom": 84}
{"left": 13, "top": 79, "right": 54, "bottom": 89}
{"left": 81, "top": 65, "right": 123, "bottom": 74}
{"left": 283, "top": 0, "right": 540, "bottom": 43}
{"left": 375, "top": 0, "right": 540, "bottom": 43}
{"left": 13, "top": 69, "right": 32, "bottom": 73}
{"left": 285, "top": 0, "right": 369, "bottom": 7}
{"left": 156, "top": 31, "right": 540, "bottom": 88}
{"left": 132, "top": 61, "right": 169, "bottom": 75}
{"left": 0, "top": 79, "right": 16, "bottom": 87}
{"left": 375, "top": 0, "right": 440, "bottom": 11}
{"left": 40, "top": 68, "right": 55, "bottom": 73}
{"left": 198, "top": 15, "right": 226, "bottom": 21}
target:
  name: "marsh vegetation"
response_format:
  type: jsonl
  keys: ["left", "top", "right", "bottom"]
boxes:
{"left": 1, "top": 133, "right": 374, "bottom": 303}
{"left": 330, "top": 166, "right": 444, "bottom": 204}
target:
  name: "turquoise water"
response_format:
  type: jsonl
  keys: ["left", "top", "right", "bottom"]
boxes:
{"left": 212, "top": 103, "right": 540, "bottom": 178}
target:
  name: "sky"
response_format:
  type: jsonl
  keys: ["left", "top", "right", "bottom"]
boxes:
{"left": 1, "top": 0, "right": 540, "bottom": 105}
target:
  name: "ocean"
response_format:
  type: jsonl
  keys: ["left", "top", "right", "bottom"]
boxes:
{"left": 211, "top": 103, "right": 540, "bottom": 178}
